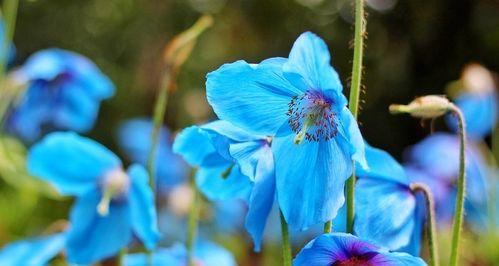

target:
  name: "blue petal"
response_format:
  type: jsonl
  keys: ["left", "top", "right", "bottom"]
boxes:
{"left": 125, "top": 250, "right": 178, "bottom": 266}
{"left": 0, "top": 233, "right": 66, "bottom": 266}
{"left": 356, "top": 143, "right": 409, "bottom": 185}
{"left": 196, "top": 164, "right": 252, "bottom": 201}
{"left": 398, "top": 194, "right": 425, "bottom": 256}
{"left": 173, "top": 125, "right": 217, "bottom": 166}
{"left": 128, "top": 164, "right": 161, "bottom": 250}
{"left": 244, "top": 150, "right": 275, "bottom": 251}
{"left": 66, "top": 189, "right": 132, "bottom": 264}
{"left": 27, "top": 132, "right": 121, "bottom": 196}
{"left": 202, "top": 120, "right": 264, "bottom": 142}
{"left": 337, "top": 108, "right": 367, "bottom": 169}
{"left": 20, "top": 49, "right": 67, "bottom": 81}
{"left": 228, "top": 140, "right": 269, "bottom": 181}
{"left": 206, "top": 59, "right": 298, "bottom": 136}
{"left": 273, "top": 125, "right": 351, "bottom": 230}
{"left": 283, "top": 32, "right": 342, "bottom": 93}
{"left": 194, "top": 241, "right": 237, "bottom": 266}
{"left": 355, "top": 178, "right": 416, "bottom": 251}
{"left": 373, "top": 251, "right": 427, "bottom": 266}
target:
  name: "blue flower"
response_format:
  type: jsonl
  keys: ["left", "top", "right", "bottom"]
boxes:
{"left": 205, "top": 31, "right": 366, "bottom": 230}
{"left": 0, "top": 233, "right": 66, "bottom": 266}
{"left": 174, "top": 120, "right": 274, "bottom": 251}
{"left": 0, "top": 19, "right": 15, "bottom": 65}
{"left": 125, "top": 241, "right": 237, "bottom": 266}
{"left": 354, "top": 143, "right": 425, "bottom": 255}
{"left": 117, "top": 118, "right": 189, "bottom": 192}
{"left": 293, "top": 233, "right": 426, "bottom": 266}
{"left": 5, "top": 49, "right": 115, "bottom": 142}
{"left": 405, "top": 133, "right": 489, "bottom": 225}
{"left": 27, "top": 132, "right": 160, "bottom": 264}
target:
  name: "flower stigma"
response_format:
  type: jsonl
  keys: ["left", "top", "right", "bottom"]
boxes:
{"left": 97, "top": 168, "right": 130, "bottom": 216}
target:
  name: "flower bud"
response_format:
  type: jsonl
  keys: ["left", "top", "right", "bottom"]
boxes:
{"left": 389, "top": 95, "right": 452, "bottom": 119}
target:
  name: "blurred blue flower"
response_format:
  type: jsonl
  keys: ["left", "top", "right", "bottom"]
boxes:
{"left": 5, "top": 49, "right": 115, "bottom": 142}
{"left": 206, "top": 31, "right": 366, "bottom": 230}
{"left": 0, "top": 19, "right": 15, "bottom": 65}
{"left": 125, "top": 241, "right": 236, "bottom": 266}
{"left": 117, "top": 118, "right": 188, "bottom": 192}
{"left": 27, "top": 132, "right": 159, "bottom": 264}
{"left": 405, "top": 133, "right": 489, "bottom": 225}
{"left": 0, "top": 233, "right": 66, "bottom": 266}
{"left": 354, "top": 143, "right": 425, "bottom": 255}
{"left": 174, "top": 120, "right": 274, "bottom": 251}
{"left": 293, "top": 233, "right": 426, "bottom": 266}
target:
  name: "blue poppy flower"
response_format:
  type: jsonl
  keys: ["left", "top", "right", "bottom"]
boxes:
{"left": 293, "top": 233, "right": 427, "bottom": 266}
{"left": 354, "top": 143, "right": 425, "bottom": 255}
{"left": 173, "top": 120, "right": 274, "bottom": 251}
{"left": 405, "top": 133, "right": 489, "bottom": 225}
{"left": 125, "top": 241, "right": 237, "bottom": 266}
{"left": 0, "top": 233, "right": 66, "bottom": 266}
{"left": 117, "top": 118, "right": 189, "bottom": 192}
{"left": 205, "top": 31, "right": 366, "bottom": 230}
{"left": 5, "top": 49, "right": 115, "bottom": 142}
{"left": 27, "top": 132, "right": 160, "bottom": 264}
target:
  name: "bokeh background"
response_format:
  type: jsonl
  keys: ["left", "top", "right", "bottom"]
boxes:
{"left": 2, "top": 0, "right": 499, "bottom": 265}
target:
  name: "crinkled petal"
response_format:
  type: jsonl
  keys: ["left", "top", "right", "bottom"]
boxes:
{"left": 0, "top": 233, "right": 66, "bottom": 266}
{"left": 244, "top": 150, "right": 275, "bottom": 251}
{"left": 355, "top": 178, "right": 416, "bottom": 250}
{"left": 128, "top": 164, "right": 161, "bottom": 250}
{"left": 371, "top": 251, "right": 427, "bottom": 266}
{"left": 398, "top": 194, "right": 425, "bottom": 256}
{"left": 66, "top": 189, "right": 132, "bottom": 264}
{"left": 337, "top": 108, "right": 367, "bottom": 168}
{"left": 357, "top": 143, "right": 409, "bottom": 185}
{"left": 283, "top": 32, "right": 342, "bottom": 93}
{"left": 173, "top": 125, "right": 216, "bottom": 166}
{"left": 206, "top": 59, "right": 298, "bottom": 136}
{"left": 229, "top": 140, "right": 269, "bottom": 181}
{"left": 27, "top": 132, "right": 121, "bottom": 196}
{"left": 196, "top": 164, "right": 252, "bottom": 201}
{"left": 202, "top": 120, "right": 264, "bottom": 142}
{"left": 273, "top": 125, "right": 351, "bottom": 230}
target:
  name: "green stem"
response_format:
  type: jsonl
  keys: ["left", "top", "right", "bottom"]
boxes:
{"left": 0, "top": 0, "right": 18, "bottom": 84}
{"left": 410, "top": 183, "right": 439, "bottom": 266}
{"left": 186, "top": 178, "right": 200, "bottom": 266}
{"left": 345, "top": 0, "right": 366, "bottom": 234}
{"left": 118, "top": 248, "right": 126, "bottom": 266}
{"left": 279, "top": 210, "right": 292, "bottom": 266}
{"left": 323, "top": 220, "right": 332, "bottom": 233}
{"left": 448, "top": 104, "right": 466, "bottom": 266}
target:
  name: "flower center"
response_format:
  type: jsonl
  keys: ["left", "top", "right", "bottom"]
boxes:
{"left": 97, "top": 168, "right": 130, "bottom": 216}
{"left": 287, "top": 90, "right": 337, "bottom": 144}
{"left": 334, "top": 257, "right": 373, "bottom": 266}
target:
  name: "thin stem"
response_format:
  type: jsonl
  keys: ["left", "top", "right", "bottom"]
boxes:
{"left": 118, "top": 248, "right": 126, "bottom": 266}
{"left": 323, "top": 220, "right": 332, "bottom": 233}
{"left": 279, "top": 209, "right": 292, "bottom": 266}
{"left": 0, "top": 0, "right": 18, "bottom": 84}
{"left": 448, "top": 104, "right": 466, "bottom": 266}
{"left": 410, "top": 183, "right": 440, "bottom": 266}
{"left": 186, "top": 177, "right": 200, "bottom": 266}
{"left": 345, "top": 0, "right": 366, "bottom": 234}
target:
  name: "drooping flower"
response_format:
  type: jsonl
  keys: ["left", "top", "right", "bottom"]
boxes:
{"left": 27, "top": 132, "right": 160, "bottom": 264}
{"left": 405, "top": 133, "right": 489, "bottom": 225}
{"left": 125, "top": 241, "right": 237, "bottom": 266}
{"left": 0, "top": 233, "right": 66, "bottom": 266}
{"left": 354, "top": 143, "right": 425, "bottom": 255}
{"left": 173, "top": 120, "right": 274, "bottom": 251}
{"left": 446, "top": 63, "right": 498, "bottom": 140}
{"left": 293, "top": 233, "right": 427, "bottom": 266}
{"left": 5, "top": 49, "right": 115, "bottom": 142}
{"left": 206, "top": 31, "right": 366, "bottom": 230}
{"left": 117, "top": 118, "right": 188, "bottom": 192}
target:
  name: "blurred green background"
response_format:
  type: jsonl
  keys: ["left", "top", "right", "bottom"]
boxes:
{"left": 2, "top": 0, "right": 499, "bottom": 265}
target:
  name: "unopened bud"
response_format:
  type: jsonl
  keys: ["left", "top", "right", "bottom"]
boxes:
{"left": 389, "top": 95, "right": 452, "bottom": 119}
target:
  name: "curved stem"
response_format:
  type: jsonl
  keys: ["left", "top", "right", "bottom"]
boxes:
{"left": 410, "top": 183, "right": 440, "bottom": 266}
{"left": 448, "top": 104, "right": 466, "bottom": 266}
{"left": 279, "top": 210, "right": 292, "bottom": 266}
{"left": 186, "top": 177, "right": 200, "bottom": 266}
{"left": 0, "top": 0, "right": 18, "bottom": 84}
{"left": 345, "top": 0, "right": 366, "bottom": 234}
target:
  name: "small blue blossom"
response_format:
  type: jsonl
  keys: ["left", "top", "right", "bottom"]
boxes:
{"left": 5, "top": 49, "right": 115, "bottom": 142}
{"left": 206, "top": 31, "right": 366, "bottom": 230}
{"left": 117, "top": 118, "right": 189, "bottom": 192}
{"left": 174, "top": 120, "right": 274, "bottom": 251}
{"left": 0, "top": 233, "right": 66, "bottom": 266}
{"left": 27, "top": 132, "right": 160, "bottom": 264}
{"left": 293, "top": 233, "right": 427, "bottom": 266}
{"left": 354, "top": 143, "right": 425, "bottom": 255}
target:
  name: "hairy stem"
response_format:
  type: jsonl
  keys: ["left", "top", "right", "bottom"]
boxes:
{"left": 280, "top": 210, "right": 292, "bottom": 266}
{"left": 186, "top": 178, "right": 200, "bottom": 266}
{"left": 410, "top": 183, "right": 440, "bottom": 266}
{"left": 448, "top": 104, "right": 466, "bottom": 266}
{"left": 345, "top": 0, "right": 366, "bottom": 234}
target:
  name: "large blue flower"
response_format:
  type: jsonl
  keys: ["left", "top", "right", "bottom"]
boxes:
{"left": 206, "top": 31, "right": 366, "bottom": 230}
{"left": 5, "top": 49, "right": 115, "bottom": 142}
{"left": 174, "top": 120, "right": 274, "bottom": 251}
{"left": 293, "top": 233, "right": 426, "bottom": 266}
{"left": 117, "top": 118, "right": 189, "bottom": 192}
{"left": 354, "top": 143, "right": 425, "bottom": 255}
{"left": 0, "top": 233, "right": 66, "bottom": 266}
{"left": 27, "top": 132, "right": 160, "bottom": 264}
{"left": 405, "top": 133, "right": 489, "bottom": 225}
